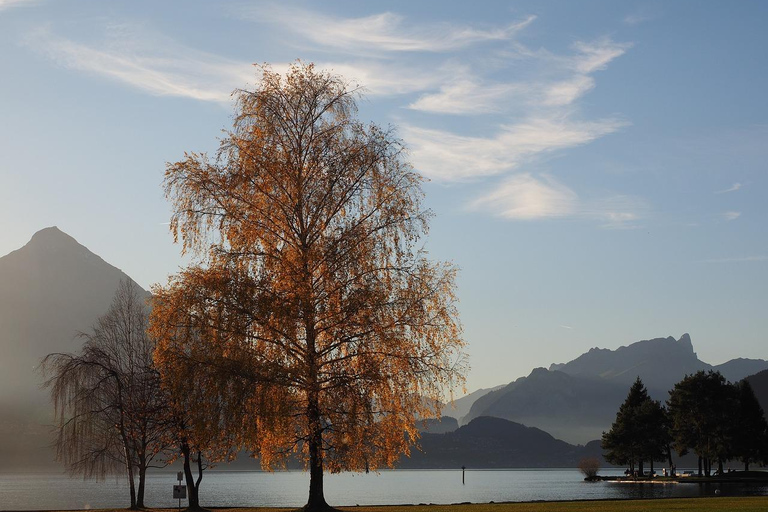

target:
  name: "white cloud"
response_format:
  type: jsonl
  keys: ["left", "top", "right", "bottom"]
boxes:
{"left": 723, "top": 211, "right": 741, "bottom": 221}
{"left": 716, "top": 182, "right": 742, "bottom": 194}
{"left": 408, "top": 78, "right": 530, "bottom": 114}
{"left": 541, "top": 75, "right": 596, "bottom": 107}
{"left": 242, "top": 6, "right": 536, "bottom": 54}
{"left": 26, "top": 27, "right": 254, "bottom": 103}
{"left": 469, "top": 174, "right": 577, "bottom": 219}
{"left": 403, "top": 116, "right": 627, "bottom": 181}
{"left": 469, "top": 175, "right": 646, "bottom": 226}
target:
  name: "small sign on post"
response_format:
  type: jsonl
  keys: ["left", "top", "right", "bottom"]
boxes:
{"left": 174, "top": 471, "right": 186, "bottom": 510}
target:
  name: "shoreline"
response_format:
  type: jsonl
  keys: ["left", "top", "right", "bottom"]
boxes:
{"left": 4, "top": 496, "right": 768, "bottom": 512}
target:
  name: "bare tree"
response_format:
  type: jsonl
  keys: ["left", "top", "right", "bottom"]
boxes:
{"left": 43, "top": 280, "right": 169, "bottom": 509}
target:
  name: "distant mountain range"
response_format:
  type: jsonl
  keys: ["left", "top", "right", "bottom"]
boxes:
{"left": 0, "top": 227, "right": 148, "bottom": 469}
{"left": 464, "top": 334, "right": 768, "bottom": 444}
{"left": 1, "top": 227, "right": 765, "bottom": 470}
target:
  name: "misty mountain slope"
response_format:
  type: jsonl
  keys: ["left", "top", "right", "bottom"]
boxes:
{"left": 441, "top": 385, "right": 504, "bottom": 425}
{"left": 0, "top": 227, "right": 149, "bottom": 469}
{"left": 464, "top": 368, "right": 628, "bottom": 444}
{"left": 0, "top": 226, "right": 149, "bottom": 407}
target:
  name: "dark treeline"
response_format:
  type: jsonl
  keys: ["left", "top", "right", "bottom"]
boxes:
{"left": 602, "top": 372, "right": 768, "bottom": 477}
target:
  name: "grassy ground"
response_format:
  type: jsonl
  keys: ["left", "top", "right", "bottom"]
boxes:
{"left": 33, "top": 497, "right": 768, "bottom": 512}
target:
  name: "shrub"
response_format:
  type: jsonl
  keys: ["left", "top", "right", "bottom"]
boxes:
{"left": 579, "top": 457, "right": 601, "bottom": 480}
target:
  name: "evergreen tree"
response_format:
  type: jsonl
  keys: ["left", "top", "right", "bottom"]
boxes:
{"left": 602, "top": 377, "right": 670, "bottom": 476}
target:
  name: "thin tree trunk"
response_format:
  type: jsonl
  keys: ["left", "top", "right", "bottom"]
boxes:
{"left": 137, "top": 452, "right": 147, "bottom": 508}
{"left": 717, "top": 459, "right": 724, "bottom": 475}
{"left": 638, "top": 459, "right": 644, "bottom": 477}
{"left": 697, "top": 456, "right": 702, "bottom": 477}
{"left": 650, "top": 459, "right": 654, "bottom": 478}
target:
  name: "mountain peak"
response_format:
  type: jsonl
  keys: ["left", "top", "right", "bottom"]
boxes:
{"left": 27, "top": 226, "right": 78, "bottom": 247}
{"left": 678, "top": 332, "right": 693, "bottom": 352}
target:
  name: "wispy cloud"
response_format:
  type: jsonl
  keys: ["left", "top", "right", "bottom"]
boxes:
{"left": 468, "top": 174, "right": 578, "bottom": 219}
{"left": 0, "top": 0, "right": 37, "bottom": 12}
{"left": 26, "top": 26, "right": 254, "bottom": 103}
{"left": 468, "top": 174, "right": 646, "bottom": 227}
{"left": 241, "top": 6, "right": 536, "bottom": 54}
{"left": 723, "top": 211, "right": 741, "bottom": 221}
{"left": 403, "top": 116, "right": 627, "bottom": 181}
{"left": 560, "top": 325, "right": 574, "bottom": 330}
{"left": 716, "top": 182, "right": 742, "bottom": 194}
{"left": 703, "top": 255, "right": 767, "bottom": 264}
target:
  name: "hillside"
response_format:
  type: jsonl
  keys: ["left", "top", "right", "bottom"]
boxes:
{"left": 401, "top": 416, "right": 589, "bottom": 468}
{"left": 0, "top": 227, "right": 149, "bottom": 468}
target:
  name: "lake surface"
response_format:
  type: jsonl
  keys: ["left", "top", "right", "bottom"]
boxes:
{"left": 1, "top": 469, "right": 767, "bottom": 510}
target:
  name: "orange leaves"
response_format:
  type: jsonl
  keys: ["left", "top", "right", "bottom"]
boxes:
{"left": 152, "top": 62, "right": 467, "bottom": 482}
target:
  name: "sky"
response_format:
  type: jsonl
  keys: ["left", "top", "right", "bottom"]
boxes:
{"left": 1, "top": 0, "right": 767, "bottom": 394}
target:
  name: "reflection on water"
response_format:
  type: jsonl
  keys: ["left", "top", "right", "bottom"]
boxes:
{"left": 1, "top": 469, "right": 766, "bottom": 510}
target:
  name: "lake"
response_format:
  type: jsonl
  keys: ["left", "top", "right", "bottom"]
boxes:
{"left": 1, "top": 469, "right": 767, "bottom": 510}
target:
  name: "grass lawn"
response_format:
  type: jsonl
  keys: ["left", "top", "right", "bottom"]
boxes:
{"left": 38, "top": 497, "right": 768, "bottom": 512}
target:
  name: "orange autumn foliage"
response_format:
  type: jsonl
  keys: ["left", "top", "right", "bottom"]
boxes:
{"left": 149, "top": 62, "right": 466, "bottom": 510}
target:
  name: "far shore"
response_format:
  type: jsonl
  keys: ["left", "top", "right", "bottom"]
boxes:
{"left": 5, "top": 496, "right": 768, "bottom": 512}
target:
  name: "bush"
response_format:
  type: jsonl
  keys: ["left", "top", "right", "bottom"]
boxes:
{"left": 579, "top": 457, "right": 601, "bottom": 480}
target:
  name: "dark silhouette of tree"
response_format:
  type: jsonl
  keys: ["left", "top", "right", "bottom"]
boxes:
{"left": 42, "top": 280, "right": 169, "bottom": 509}
{"left": 667, "top": 370, "right": 734, "bottom": 477}
{"left": 150, "top": 62, "right": 467, "bottom": 512}
{"left": 733, "top": 380, "right": 768, "bottom": 471}
{"left": 602, "top": 377, "right": 670, "bottom": 476}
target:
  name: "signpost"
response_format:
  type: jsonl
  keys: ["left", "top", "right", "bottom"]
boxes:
{"left": 174, "top": 471, "right": 187, "bottom": 510}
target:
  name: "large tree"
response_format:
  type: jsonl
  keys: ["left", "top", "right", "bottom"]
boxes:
{"left": 43, "top": 280, "right": 168, "bottom": 509}
{"left": 150, "top": 62, "right": 467, "bottom": 512}
{"left": 667, "top": 370, "right": 735, "bottom": 476}
{"left": 602, "top": 377, "right": 670, "bottom": 476}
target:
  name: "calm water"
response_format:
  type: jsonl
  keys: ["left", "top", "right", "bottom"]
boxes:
{"left": 1, "top": 469, "right": 767, "bottom": 510}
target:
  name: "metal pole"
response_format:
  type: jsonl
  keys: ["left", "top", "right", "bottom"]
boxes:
{"left": 462, "top": 465, "right": 466, "bottom": 484}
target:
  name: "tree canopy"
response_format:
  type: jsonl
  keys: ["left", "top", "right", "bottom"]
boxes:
{"left": 150, "top": 62, "right": 467, "bottom": 512}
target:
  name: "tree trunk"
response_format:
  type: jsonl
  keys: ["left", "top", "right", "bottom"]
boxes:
{"left": 136, "top": 464, "right": 146, "bottom": 508}
{"left": 649, "top": 459, "right": 654, "bottom": 478}
{"left": 717, "top": 459, "right": 724, "bottom": 475}
{"left": 305, "top": 392, "right": 330, "bottom": 512}
{"left": 638, "top": 459, "right": 644, "bottom": 477}
{"left": 697, "top": 456, "right": 702, "bottom": 477}
{"left": 745, "top": 461, "right": 749, "bottom": 472}
{"left": 704, "top": 457, "right": 711, "bottom": 477}
{"left": 182, "top": 440, "right": 202, "bottom": 510}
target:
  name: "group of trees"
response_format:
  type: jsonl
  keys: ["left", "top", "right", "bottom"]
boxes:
{"left": 42, "top": 280, "right": 218, "bottom": 510}
{"left": 42, "top": 62, "right": 466, "bottom": 512}
{"left": 603, "top": 373, "right": 768, "bottom": 477}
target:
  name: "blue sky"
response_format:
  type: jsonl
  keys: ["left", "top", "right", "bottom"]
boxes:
{"left": 1, "top": 0, "right": 766, "bottom": 393}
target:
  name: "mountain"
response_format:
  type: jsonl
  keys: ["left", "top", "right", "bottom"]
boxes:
{"left": 550, "top": 333, "right": 768, "bottom": 395}
{"left": 441, "top": 385, "right": 504, "bottom": 425}
{"left": 745, "top": 369, "right": 768, "bottom": 421}
{"left": 549, "top": 334, "right": 707, "bottom": 393}
{"left": 0, "top": 227, "right": 149, "bottom": 469}
{"left": 400, "top": 416, "right": 591, "bottom": 468}
{"left": 468, "top": 334, "right": 768, "bottom": 444}
{"left": 464, "top": 368, "right": 628, "bottom": 444}
{"left": 715, "top": 359, "right": 768, "bottom": 384}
